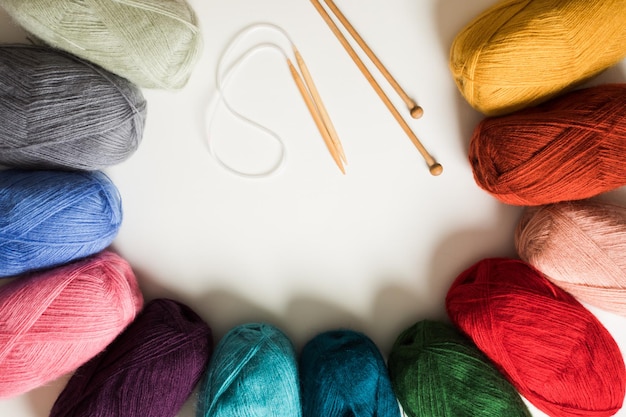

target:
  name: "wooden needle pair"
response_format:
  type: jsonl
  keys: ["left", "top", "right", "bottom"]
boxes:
{"left": 287, "top": 47, "right": 347, "bottom": 174}
{"left": 310, "top": 0, "right": 442, "bottom": 176}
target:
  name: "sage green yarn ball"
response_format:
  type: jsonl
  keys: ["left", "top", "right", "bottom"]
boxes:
{"left": 388, "top": 320, "right": 531, "bottom": 417}
{"left": 0, "top": 0, "right": 201, "bottom": 89}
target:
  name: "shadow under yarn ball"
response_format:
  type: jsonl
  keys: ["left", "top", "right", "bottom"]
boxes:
{"left": 299, "top": 330, "right": 400, "bottom": 417}
{"left": 0, "top": 45, "right": 146, "bottom": 171}
{"left": 49, "top": 298, "right": 213, "bottom": 417}
{"left": 0, "top": 0, "right": 202, "bottom": 89}
{"left": 196, "top": 323, "right": 302, "bottom": 417}
{"left": 0, "top": 169, "right": 123, "bottom": 278}
{"left": 388, "top": 320, "right": 531, "bottom": 417}
{"left": 445, "top": 258, "right": 626, "bottom": 417}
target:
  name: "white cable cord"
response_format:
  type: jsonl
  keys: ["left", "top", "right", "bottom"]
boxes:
{"left": 206, "top": 23, "right": 300, "bottom": 179}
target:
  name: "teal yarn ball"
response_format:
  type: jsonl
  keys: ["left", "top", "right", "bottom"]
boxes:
{"left": 196, "top": 323, "right": 302, "bottom": 417}
{"left": 299, "top": 330, "right": 400, "bottom": 417}
{"left": 0, "top": 0, "right": 202, "bottom": 89}
{"left": 388, "top": 320, "right": 531, "bottom": 417}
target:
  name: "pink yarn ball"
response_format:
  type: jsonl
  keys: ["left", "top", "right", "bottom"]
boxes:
{"left": 0, "top": 251, "right": 143, "bottom": 398}
{"left": 516, "top": 200, "right": 626, "bottom": 316}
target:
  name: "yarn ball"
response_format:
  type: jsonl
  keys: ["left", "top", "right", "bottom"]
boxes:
{"left": 299, "top": 329, "right": 400, "bottom": 417}
{"left": 196, "top": 323, "right": 301, "bottom": 417}
{"left": 388, "top": 320, "right": 531, "bottom": 417}
{"left": 516, "top": 200, "right": 626, "bottom": 316}
{"left": 449, "top": 0, "right": 626, "bottom": 116}
{"left": 469, "top": 84, "right": 626, "bottom": 206}
{"left": 445, "top": 258, "right": 626, "bottom": 417}
{"left": 49, "top": 298, "right": 212, "bottom": 417}
{"left": 0, "top": 250, "right": 143, "bottom": 398}
{"left": 0, "top": 0, "right": 202, "bottom": 89}
{"left": 0, "top": 44, "right": 146, "bottom": 171}
{"left": 0, "top": 169, "right": 123, "bottom": 278}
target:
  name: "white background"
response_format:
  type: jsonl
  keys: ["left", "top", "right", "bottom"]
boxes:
{"left": 1, "top": 1, "right": 626, "bottom": 416}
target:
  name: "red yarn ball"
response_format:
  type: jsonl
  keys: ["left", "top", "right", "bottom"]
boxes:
{"left": 469, "top": 84, "right": 626, "bottom": 206}
{"left": 445, "top": 258, "right": 626, "bottom": 417}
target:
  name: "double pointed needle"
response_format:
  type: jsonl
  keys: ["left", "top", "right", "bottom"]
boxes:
{"left": 287, "top": 48, "right": 346, "bottom": 174}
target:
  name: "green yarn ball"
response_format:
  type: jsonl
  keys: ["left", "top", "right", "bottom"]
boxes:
{"left": 388, "top": 320, "right": 531, "bottom": 417}
{"left": 0, "top": 0, "right": 202, "bottom": 89}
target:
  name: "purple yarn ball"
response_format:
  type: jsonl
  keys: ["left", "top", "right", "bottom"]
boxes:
{"left": 49, "top": 298, "right": 213, "bottom": 417}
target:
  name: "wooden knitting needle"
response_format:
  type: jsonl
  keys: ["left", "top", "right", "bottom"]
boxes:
{"left": 310, "top": 0, "right": 442, "bottom": 176}
{"left": 323, "top": 0, "right": 423, "bottom": 119}
{"left": 293, "top": 46, "right": 347, "bottom": 164}
{"left": 287, "top": 58, "right": 346, "bottom": 174}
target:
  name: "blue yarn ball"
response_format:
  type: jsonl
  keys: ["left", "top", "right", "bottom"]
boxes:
{"left": 196, "top": 323, "right": 302, "bottom": 417}
{"left": 300, "top": 330, "right": 401, "bottom": 417}
{"left": 0, "top": 169, "right": 122, "bottom": 278}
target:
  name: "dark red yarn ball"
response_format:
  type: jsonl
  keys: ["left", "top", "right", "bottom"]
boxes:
{"left": 445, "top": 258, "right": 626, "bottom": 417}
{"left": 49, "top": 298, "right": 213, "bottom": 417}
{"left": 469, "top": 83, "right": 626, "bottom": 206}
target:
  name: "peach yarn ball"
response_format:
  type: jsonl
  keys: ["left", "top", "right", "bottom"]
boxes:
{"left": 516, "top": 200, "right": 626, "bottom": 316}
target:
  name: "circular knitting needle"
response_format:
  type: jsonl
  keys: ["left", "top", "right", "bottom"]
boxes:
{"left": 288, "top": 58, "right": 346, "bottom": 174}
{"left": 323, "top": 0, "right": 423, "bottom": 119}
{"left": 293, "top": 46, "right": 347, "bottom": 165}
{"left": 310, "top": 0, "right": 442, "bottom": 176}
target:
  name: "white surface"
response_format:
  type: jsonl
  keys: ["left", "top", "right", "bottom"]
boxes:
{"left": 1, "top": 1, "right": 626, "bottom": 416}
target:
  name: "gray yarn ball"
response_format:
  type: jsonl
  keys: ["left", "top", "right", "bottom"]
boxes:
{"left": 0, "top": 44, "right": 146, "bottom": 171}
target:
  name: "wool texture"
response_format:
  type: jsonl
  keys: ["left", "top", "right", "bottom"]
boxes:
{"left": 450, "top": 0, "right": 626, "bottom": 116}
{"left": 196, "top": 323, "right": 302, "bottom": 417}
{"left": 0, "top": 0, "right": 202, "bottom": 89}
{"left": 469, "top": 84, "right": 626, "bottom": 206}
{"left": 516, "top": 200, "right": 626, "bottom": 316}
{"left": 0, "top": 169, "right": 122, "bottom": 278}
{"left": 299, "top": 329, "right": 400, "bottom": 417}
{"left": 0, "top": 44, "right": 146, "bottom": 170}
{"left": 388, "top": 320, "right": 531, "bottom": 417}
{"left": 0, "top": 250, "right": 143, "bottom": 398}
{"left": 445, "top": 258, "right": 626, "bottom": 417}
{"left": 49, "top": 298, "right": 212, "bottom": 417}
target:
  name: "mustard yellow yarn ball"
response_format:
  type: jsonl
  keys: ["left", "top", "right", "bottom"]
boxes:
{"left": 0, "top": 0, "right": 202, "bottom": 90}
{"left": 450, "top": 0, "right": 626, "bottom": 116}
